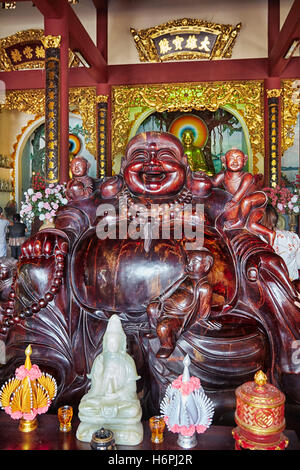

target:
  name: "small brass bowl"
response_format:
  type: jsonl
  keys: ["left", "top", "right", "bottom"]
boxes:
{"left": 90, "top": 428, "right": 117, "bottom": 450}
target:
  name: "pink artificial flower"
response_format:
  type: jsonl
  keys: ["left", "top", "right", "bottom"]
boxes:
{"left": 170, "top": 424, "right": 180, "bottom": 433}
{"left": 10, "top": 410, "right": 23, "bottom": 420}
{"left": 52, "top": 203, "right": 59, "bottom": 210}
{"left": 180, "top": 382, "right": 196, "bottom": 395}
{"left": 37, "top": 405, "right": 49, "bottom": 415}
{"left": 36, "top": 192, "right": 42, "bottom": 199}
{"left": 15, "top": 365, "right": 28, "bottom": 380}
{"left": 32, "top": 195, "right": 37, "bottom": 202}
{"left": 172, "top": 375, "right": 183, "bottom": 389}
{"left": 179, "top": 425, "right": 195, "bottom": 436}
{"left": 15, "top": 364, "right": 42, "bottom": 380}
{"left": 45, "top": 188, "right": 51, "bottom": 195}
{"left": 28, "top": 364, "right": 42, "bottom": 380}
{"left": 171, "top": 374, "right": 201, "bottom": 395}
{"left": 196, "top": 424, "right": 207, "bottom": 434}
{"left": 190, "top": 376, "right": 201, "bottom": 389}
{"left": 23, "top": 410, "right": 37, "bottom": 421}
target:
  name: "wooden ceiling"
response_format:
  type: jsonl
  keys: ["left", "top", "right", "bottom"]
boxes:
{"left": 1, "top": 0, "right": 300, "bottom": 89}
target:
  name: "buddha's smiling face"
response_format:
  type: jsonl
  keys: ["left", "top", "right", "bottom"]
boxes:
{"left": 224, "top": 149, "right": 247, "bottom": 172}
{"left": 123, "top": 132, "right": 187, "bottom": 198}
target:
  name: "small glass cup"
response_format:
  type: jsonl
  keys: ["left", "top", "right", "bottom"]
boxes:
{"left": 149, "top": 415, "right": 165, "bottom": 444}
{"left": 58, "top": 405, "right": 73, "bottom": 432}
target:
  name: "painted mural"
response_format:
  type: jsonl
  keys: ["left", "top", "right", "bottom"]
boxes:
{"left": 136, "top": 108, "right": 248, "bottom": 175}
{"left": 281, "top": 113, "right": 300, "bottom": 188}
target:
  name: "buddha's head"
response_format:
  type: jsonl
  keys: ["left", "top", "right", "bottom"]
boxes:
{"left": 181, "top": 129, "right": 195, "bottom": 147}
{"left": 222, "top": 149, "right": 247, "bottom": 172}
{"left": 70, "top": 156, "right": 89, "bottom": 178}
{"left": 103, "top": 315, "right": 127, "bottom": 353}
{"left": 122, "top": 131, "right": 188, "bottom": 198}
{"left": 186, "top": 248, "right": 214, "bottom": 278}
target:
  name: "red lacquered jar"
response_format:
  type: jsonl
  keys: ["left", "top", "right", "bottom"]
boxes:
{"left": 232, "top": 370, "right": 289, "bottom": 450}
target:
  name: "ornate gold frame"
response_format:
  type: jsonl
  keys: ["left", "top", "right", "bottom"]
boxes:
{"left": 281, "top": 79, "right": 300, "bottom": 154}
{"left": 130, "top": 18, "right": 241, "bottom": 62}
{"left": 0, "top": 87, "right": 97, "bottom": 156}
{"left": 0, "top": 87, "right": 97, "bottom": 197}
{"left": 0, "top": 29, "right": 79, "bottom": 71}
{"left": 111, "top": 80, "right": 264, "bottom": 174}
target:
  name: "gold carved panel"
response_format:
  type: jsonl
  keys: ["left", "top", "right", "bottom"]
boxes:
{"left": 0, "top": 29, "right": 79, "bottom": 71}
{"left": 0, "top": 87, "right": 97, "bottom": 157}
{"left": 130, "top": 18, "right": 241, "bottom": 62}
{"left": 281, "top": 79, "right": 300, "bottom": 154}
{"left": 111, "top": 80, "right": 264, "bottom": 174}
{"left": 0, "top": 87, "right": 97, "bottom": 197}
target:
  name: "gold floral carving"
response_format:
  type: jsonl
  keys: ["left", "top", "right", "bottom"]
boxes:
{"left": 111, "top": 81, "right": 264, "bottom": 173}
{"left": 96, "top": 95, "right": 109, "bottom": 104}
{"left": 2, "top": 87, "right": 97, "bottom": 193}
{"left": 0, "top": 29, "right": 79, "bottom": 71}
{"left": 69, "top": 87, "right": 97, "bottom": 157}
{"left": 41, "top": 35, "right": 61, "bottom": 49}
{"left": 266, "top": 89, "right": 281, "bottom": 98}
{"left": 130, "top": 18, "right": 241, "bottom": 62}
{"left": 281, "top": 79, "right": 300, "bottom": 154}
{"left": 0, "top": 89, "right": 45, "bottom": 115}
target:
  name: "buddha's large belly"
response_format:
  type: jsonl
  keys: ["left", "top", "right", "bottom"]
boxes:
{"left": 70, "top": 226, "right": 236, "bottom": 314}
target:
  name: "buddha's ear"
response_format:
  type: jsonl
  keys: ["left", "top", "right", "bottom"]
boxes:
{"left": 120, "top": 156, "right": 126, "bottom": 174}
{"left": 182, "top": 153, "right": 188, "bottom": 167}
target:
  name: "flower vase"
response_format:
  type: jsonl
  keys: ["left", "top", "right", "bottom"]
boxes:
{"left": 289, "top": 212, "right": 298, "bottom": 233}
{"left": 177, "top": 432, "right": 197, "bottom": 449}
{"left": 38, "top": 219, "right": 55, "bottom": 231}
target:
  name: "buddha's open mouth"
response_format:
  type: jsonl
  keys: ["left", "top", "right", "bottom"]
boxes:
{"left": 141, "top": 171, "right": 166, "bottom": 183}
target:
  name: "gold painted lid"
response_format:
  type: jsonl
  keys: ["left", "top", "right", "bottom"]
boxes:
{"left": 235, "top": 370, "right": 285, "bottom": 408}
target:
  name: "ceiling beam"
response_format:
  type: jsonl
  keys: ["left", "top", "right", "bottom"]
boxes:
{"left": 93, "top": 0, "right": 108, "bottom": 62}
{"left": 269, "top": 0, "right": 300, "bottom": 76}
{"left": 268, "top": 0, "right": 280, "bottom": 57}
{"left": 34, "top": 0, "right": 107, "bottom": 82}
{"left": 108, "top": 58, "right": 270, "bottom": 86}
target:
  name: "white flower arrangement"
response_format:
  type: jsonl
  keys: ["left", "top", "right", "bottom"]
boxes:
{"left": 20, "top": 183, "right": 68, "bottom": 226}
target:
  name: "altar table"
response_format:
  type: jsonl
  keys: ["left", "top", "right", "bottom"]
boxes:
{"left": 0, "top": 413, "right": 299, "bottom": 451}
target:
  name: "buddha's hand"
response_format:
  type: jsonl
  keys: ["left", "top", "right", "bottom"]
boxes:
{"left": 101, "top": 405, "right": 118, "bottom": 418}
{"left": 186, "top": 170, "right": 212, "bottom": 197}
{"left": 20, "top": 231, "right": 69, "bottom": 260}
{"left": 224, "top": 200, "right": 237, "bottom": 211}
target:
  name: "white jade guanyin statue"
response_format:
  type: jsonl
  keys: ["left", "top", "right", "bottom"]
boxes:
{"left": 76, "top": 315, "right": 143, "bottom": 445}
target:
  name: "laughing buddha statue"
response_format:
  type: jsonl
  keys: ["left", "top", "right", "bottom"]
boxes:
{"left": 76, "top": 315, "right": 143, "bottom": 445}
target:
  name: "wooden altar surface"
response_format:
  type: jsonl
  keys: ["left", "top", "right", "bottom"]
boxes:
{"left": 0, "top": 413, "right": 299, "bottom": 452}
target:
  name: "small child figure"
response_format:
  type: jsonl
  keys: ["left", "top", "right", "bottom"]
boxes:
{"left": 210, "top": 148, "right": 275, "bottom": 244}
{"left": 66, "top": 156, "right": 94, "bottom": 201}
{"left": 147, "top": 248, "right": 220, "bottom": 359}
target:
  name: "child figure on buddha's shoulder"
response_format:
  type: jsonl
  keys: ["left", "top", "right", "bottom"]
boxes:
{"left": 210, "top": 148, "right": 275, "bottom": 245}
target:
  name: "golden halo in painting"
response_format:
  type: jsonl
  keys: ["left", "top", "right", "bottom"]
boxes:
{"left": 69, "top": 134, "right": 81, "bottom": 155}
{"left": 169, "top": 114, "right": 209, "bottom": 148}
